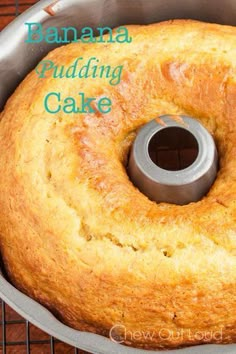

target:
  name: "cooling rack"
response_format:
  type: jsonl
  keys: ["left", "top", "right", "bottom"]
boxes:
{"left": 0, "top": 299, "right": 86, "bottom": 353}
{"left": 0, "top": 0, "right": 38, "bottom": 30}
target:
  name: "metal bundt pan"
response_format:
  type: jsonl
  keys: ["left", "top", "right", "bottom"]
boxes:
{"left": 0, "top": 0, "right": 235, "bottom": 353}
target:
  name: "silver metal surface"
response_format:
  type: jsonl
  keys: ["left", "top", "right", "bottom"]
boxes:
{"left": 128, "top": 116, "right": 218, "bottom": 205}
{"left": 0, "top": 0, "right": 235, "bottom": 353}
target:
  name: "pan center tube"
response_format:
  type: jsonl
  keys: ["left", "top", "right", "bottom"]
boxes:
{"left": 128, "top": 115, "right": 218, "bottom": 205}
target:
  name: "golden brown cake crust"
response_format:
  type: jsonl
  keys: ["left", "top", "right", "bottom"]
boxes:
{"left": 0, "top": 20, "right": 235, "bottom": 349}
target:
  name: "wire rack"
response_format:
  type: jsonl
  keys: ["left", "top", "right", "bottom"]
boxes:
{"left": 0, "top": 301, "right": 85, "bottom": 354}
{"left": 0, "top": 299, "right": 89, "bottom": 354}
{"left": 0, "top": 2, "right": 90, "bottom": 353}
{"left": 0, "top": 0, "right": 38, "bottom": 31}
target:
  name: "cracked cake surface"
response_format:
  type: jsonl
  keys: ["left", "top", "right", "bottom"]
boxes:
{"left": 0, "top": 20, "right": 235, "bottom": 349}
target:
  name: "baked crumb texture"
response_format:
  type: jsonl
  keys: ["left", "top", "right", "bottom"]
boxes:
{"left": 0, "top": 20, "right": 235, "bottom": 349}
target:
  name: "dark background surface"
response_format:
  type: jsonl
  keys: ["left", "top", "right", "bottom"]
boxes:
{"left": 0, "top": 0, "right": 38, "bottom": 30}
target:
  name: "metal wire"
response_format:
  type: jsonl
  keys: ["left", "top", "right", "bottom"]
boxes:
{"left": 15, "top": 0, "right": 19, "bottom": 16}
{"left": 0, "top": 300, "right": 88, "bottom": 353}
